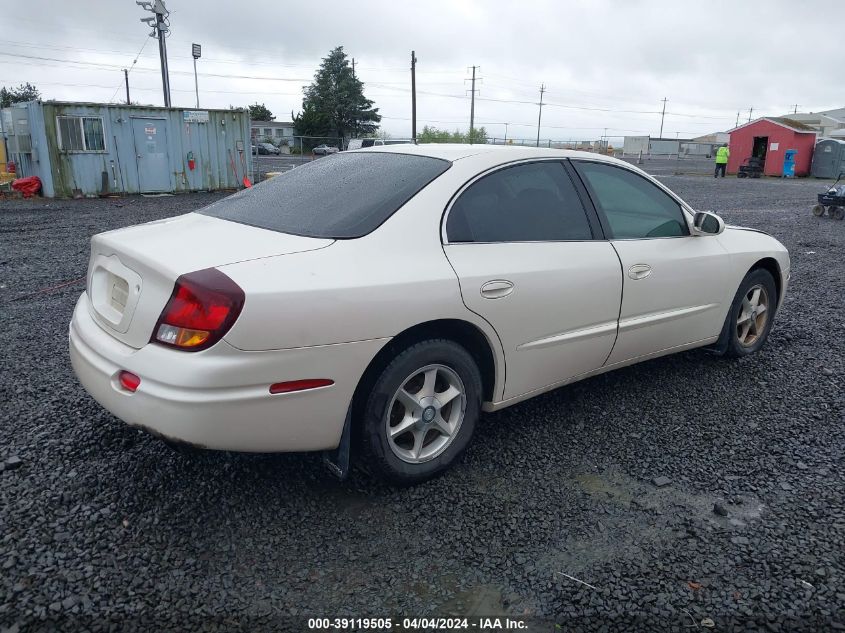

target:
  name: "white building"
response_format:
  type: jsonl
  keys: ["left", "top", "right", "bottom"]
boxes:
{"left": 781, "top": 107, "right": 845, "bottom": 138}
{"left": 250, "top": 120, "right": 296, "bottom": 144}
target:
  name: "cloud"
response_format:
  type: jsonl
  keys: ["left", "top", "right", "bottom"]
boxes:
{"left": 1, "top": 0, "right": 841, "bottom": 140}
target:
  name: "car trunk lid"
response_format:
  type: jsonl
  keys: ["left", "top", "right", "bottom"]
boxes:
{"left": 86, "top": 212, "right": 333, "bottom": 349}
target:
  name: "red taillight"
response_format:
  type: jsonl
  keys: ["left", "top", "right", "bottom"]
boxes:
{"left": 118, "top": 371, "right": 141, "bottom": 392}
{"left": 269, "top": 379, "right": 334, "bottom": 394}
{"left": 152, "top": 268, "right": 245, "bottom": 352}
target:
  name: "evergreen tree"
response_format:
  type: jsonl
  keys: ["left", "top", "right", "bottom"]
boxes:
{"left": 294, "top": 47, "right": 380, "bottom": 141}
{"left": 248, "top": 103, "right": 274, "bottom": 121}
{"left": 0, "top": 83, "right": 41, "bottom": 108}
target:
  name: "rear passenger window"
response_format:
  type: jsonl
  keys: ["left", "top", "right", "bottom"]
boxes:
{"left": 574, "top": 161, "right": 689, "bottom": 239}
{"left": 446, "top": 162, "right": 593, "bottom": 243}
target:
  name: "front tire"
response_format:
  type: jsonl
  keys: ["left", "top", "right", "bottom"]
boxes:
{"left": 721, "top": 268, "right": 778, "bottom": 358}
{"left": 360, "top": 339, "right": 482, "bottom": 485}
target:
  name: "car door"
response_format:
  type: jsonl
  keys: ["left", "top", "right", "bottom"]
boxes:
{"left": 442, "top": 160, "right": 622, "bottom": 401}
{"left": 572, "top": 160, "right": 731, "bottom": 365}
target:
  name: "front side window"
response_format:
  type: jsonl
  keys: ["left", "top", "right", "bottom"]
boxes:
{"left": 57, "top": 116, "right": 105, "bottom": 152}
{"left": 56, "top": 116, "right": 106, "bottom": 152}
{"left": 446, "top": 161, "right": 593, "bottom": 243}
{"left": 574, "top": 161, "right": 688, "bottom": 239}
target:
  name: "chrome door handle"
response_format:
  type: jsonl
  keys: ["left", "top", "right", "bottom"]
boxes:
{"left": 628, "top": 264, "right": 652, "bottom": 280}
{"left": 480, "top": 280, "right": 514, "bottom": 299}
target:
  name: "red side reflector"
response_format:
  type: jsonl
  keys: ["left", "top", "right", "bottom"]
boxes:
{"left": 269, "top": 379, "right": 334, "bottom": 394}
{"left": 118, "top": 371, "right": 141, "bottom": 392}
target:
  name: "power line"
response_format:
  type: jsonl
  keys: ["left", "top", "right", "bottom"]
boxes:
{"left": 107, "top": 36, "right": 151, "bottom": 104}
{"left": 0, "top": 51, "right": 310, "bottom": 81}
{"left": 0, "top": 49, "right": 737, "bottom": 122}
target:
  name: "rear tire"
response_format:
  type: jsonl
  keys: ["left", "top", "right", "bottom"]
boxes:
{"left": 359, "top": 339, "right": 481, "bottom": 485}
{"left": 720, "top": 268, "right": 778, "bottom": 358}
{"left": 831, "top": 206, "right": 844, "bottom": 220}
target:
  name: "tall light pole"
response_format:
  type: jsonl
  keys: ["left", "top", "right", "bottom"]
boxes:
{"left": 658, "top": 97, "right": 667, "bottom": 138}
{"left": 137, "top": 0, "right": 171, "bottom": 108}
{"left": 192, "top": 43, "right": 202, "bottom": 108}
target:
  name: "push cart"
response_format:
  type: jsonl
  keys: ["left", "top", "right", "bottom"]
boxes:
{"left": 812, "top": 172, "right": 845, "bottom": 220}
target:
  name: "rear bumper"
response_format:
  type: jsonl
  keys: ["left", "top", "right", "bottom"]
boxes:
{"left": 69, "top": 294, "right": 388, "bottom": 452}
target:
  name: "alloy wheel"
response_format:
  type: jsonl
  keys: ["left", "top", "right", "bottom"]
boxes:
{"left": 385, "top": 364, "right": 467, "bottom": 464}
{"left": 736, "top": 284, "right": 770, "bottom": 347}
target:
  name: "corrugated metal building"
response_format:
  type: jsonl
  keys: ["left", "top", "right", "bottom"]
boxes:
{"left": 0, "top": 100, "right": 251, "bottom": 197}
{"left": 622, "top": 135, "right": 650, "bottom": 155}
{"left": 727, "top": 117, "right": 817, "bottom": 177}
{"left": 622, "top": 135, "right": 721, "bottom": 157}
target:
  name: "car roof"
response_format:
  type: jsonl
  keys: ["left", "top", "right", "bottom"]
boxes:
{"left": 350, "top": 143, "right": 622, "bottom": 165}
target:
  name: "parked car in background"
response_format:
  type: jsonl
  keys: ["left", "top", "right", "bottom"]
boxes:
{"left": 347, "top": 139, "right": 415, "bottom": 150}
{"left": 313, "top": 144, "right": 340, "bottom": 155}
{"left": 70, "top": 145, "right": 789, "bottom": 485}
{"left": 257, "top": 142, "right": 280, "bottom": 155}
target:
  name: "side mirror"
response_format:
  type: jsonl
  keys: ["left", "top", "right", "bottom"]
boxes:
{"left": 692, "top": 211, "right": 725, "bottom": 236}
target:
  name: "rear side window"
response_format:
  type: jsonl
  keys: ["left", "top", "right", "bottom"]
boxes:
{"left": 446, "top": 161, "right": 593, "bottom": 243}
{"left": 574, "top": 161, "right": 688, "bottom": 239}
{"left": 199, "top": 152, "right": 450, "bottom": 239}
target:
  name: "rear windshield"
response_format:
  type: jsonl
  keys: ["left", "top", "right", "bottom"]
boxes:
{"left": 199, "top": 152, "right": 450, "bottom": 239}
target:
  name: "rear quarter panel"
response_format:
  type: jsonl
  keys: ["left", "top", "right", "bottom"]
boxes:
{"left": 218, "top": 161, "right": 508, "bottom": 397}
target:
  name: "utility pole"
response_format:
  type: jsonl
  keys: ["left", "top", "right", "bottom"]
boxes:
{"left": 137, "top": 0, "right": 171, "bottom": 107}
{"left": 735, "top": 111, "right": 740, "bottom": 127}
{"left": 191, "top": 43, "right": 201, "bottom": 108}
{"left": 504, "top": 122, "right": 508, "bottom": 143}
{"left": 748, "top": 106, "right": 753, "bottom": 123}
{"left": 123, "top": 69, "right": 130, "bottom": 105}
{"left": 792, "top": 104, "right": 799, "bottom": 114}
{"left": 536, "top": 84, "right": 545, "bottom": 147}
{"left": 658, "top": 97, "right": 668, "bottom": 138}
{"left": 466, "top": 65, "right": 479, "bottom": 143}
{"left": 411, "top": 51, "right": 417, "bottom": 142}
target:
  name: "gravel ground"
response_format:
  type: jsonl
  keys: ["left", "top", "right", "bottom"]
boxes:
{"left": 1, "top": 177, "right": 843, "bottom": 632}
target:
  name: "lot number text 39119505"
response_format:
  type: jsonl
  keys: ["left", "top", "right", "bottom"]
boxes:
{"left": 307, "top": 617, "right": 528, "bottom": 630}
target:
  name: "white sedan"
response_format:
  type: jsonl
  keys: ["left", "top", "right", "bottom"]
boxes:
{"left": 69, "top": 145, "right": 790, "bottom": 484}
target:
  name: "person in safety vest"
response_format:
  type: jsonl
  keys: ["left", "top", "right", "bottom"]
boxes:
{"left": 714, "top": 144, "right": 729, "bottom": 178}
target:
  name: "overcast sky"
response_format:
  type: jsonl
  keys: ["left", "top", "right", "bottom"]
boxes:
{"left": 1, "top": 0, "right": 841, "bottom": 141}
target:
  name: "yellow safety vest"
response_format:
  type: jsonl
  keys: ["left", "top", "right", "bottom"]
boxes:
{"left": 715, "top": 147, "right": 730, "bottom": 164}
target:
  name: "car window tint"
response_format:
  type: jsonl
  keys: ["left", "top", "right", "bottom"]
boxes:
{"left": 446, "top": 162, "right": 593, "bottom": 243}
{"left": 574, "top": 161, "right": 688, "bottom": 239}
{"left": 199, "top": 152, "right": 450, "bottom": 239}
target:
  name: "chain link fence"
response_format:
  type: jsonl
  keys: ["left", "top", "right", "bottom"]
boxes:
{"left": 250, "top": 136, "right": 343, "bottom": 183}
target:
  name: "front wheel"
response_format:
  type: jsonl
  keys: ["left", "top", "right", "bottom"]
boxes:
{"left": 720, "top": 268, "right": 778, "bottom": 358}
{"left": 812, "top": 204, "right": 826, "bottom": 217}
{"left": 360, "top": 339, "right": 482, "bottom": 485}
